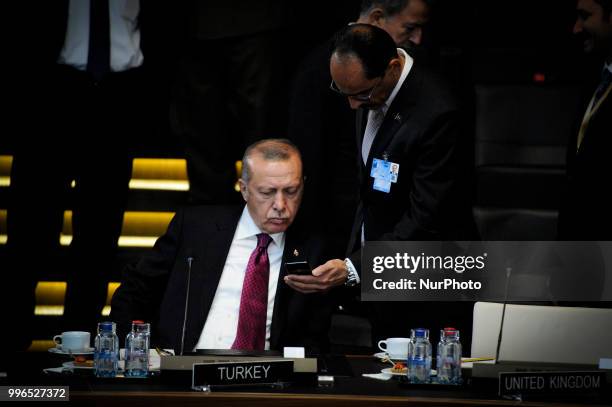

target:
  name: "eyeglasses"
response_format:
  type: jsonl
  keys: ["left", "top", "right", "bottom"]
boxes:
{"left": 329, "top": 76, "right": 383, "bottom": 102}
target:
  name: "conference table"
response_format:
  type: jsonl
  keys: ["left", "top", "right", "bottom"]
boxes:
{"left": 3, "top": 352, "right": 611, "bottom": 406}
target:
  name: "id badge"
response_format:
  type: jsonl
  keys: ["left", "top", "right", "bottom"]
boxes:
{"left": 371, "top": 158, "right": 392, "bottom": 182}
{"left": 373, "top": 177, "right": 392, "bottom": 193}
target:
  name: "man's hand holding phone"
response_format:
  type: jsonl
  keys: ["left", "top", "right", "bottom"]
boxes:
{"left": 284, "top": 259, "right": 348, "bottom": 294}
{"left": 285, "top": 261, "right": 312, "bottom": 276}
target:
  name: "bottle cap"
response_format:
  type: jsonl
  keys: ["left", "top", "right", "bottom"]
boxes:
{"left": 443, "top": 327, "right": 459, "bottom": 338}
{"left": 414, "top": 328, "right": 428, "bottom": 338}
{"left": 132, "top": 321, "right": 151, "bottom": 333}
{"left": 98, "top": 321, "right": 115, "bottom": 332}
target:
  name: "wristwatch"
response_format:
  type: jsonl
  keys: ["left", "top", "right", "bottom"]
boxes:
{"left": 344, "top": 259, "right": 359, "bottom": 287}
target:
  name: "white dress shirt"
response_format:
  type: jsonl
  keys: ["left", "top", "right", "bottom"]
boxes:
{"left": 57, "top": 0, "right": 144, "bottom": 72}
{"left": 195, "top": 206, "right": 285, "bottom": 350}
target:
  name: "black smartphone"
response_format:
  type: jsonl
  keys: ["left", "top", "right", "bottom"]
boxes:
{"left": 285, "top": 260, "right": 312, "bottom": 275}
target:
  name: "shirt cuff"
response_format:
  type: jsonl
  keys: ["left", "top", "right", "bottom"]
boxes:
{"left": 344, "top": 258, "right": 361, "bottom": 285}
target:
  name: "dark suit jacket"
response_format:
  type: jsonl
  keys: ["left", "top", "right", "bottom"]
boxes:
{"left": 558, "top": 77, "right": 612, "bottom": 240}
{"left": 348, "top": 61, "right": 475, "bottom": 271}
{"left": 345, "top": 62, "right": 477, "bottom": 347}
{"left": 110, "top": 205, "right": 332, "bottom": 354}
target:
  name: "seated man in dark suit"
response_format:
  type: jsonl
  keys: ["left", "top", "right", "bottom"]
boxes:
{"left": 111, "top": 139, "right": 331, "bottom": 354}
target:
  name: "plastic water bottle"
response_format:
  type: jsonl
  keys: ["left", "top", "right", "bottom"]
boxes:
{"left": 408, "top": 328, "right": 432, "bottom": 384}
{"left": 125, "top": 321, "right": 150, "bottom": 377}
{"left": 437, "top": 327, "right": 462, "bottom": 384}
{"left": 94, "top": 321, "right": 119, "bottom": 378}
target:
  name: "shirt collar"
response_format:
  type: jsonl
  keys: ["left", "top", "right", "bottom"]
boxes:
{"left": 604, "top": 62, "right": 612, "bottom": 75}
{"left": 235, "top": 205, "right": 284, "bottom": 247}
{"left": 380, "top": 48, "right": 413, "bottom": 115}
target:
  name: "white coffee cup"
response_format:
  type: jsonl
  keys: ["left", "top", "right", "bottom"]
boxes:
{"left": 53, "top": 331, "right": 90, "bottom": 351}
{"left": 378, "top": 337, "right": 410, "bottom": 359}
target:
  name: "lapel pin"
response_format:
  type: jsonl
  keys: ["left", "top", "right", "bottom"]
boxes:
{"left": 394, "top": 113, "right": 401, "bottom": 121}
{"left": 293, "top": 249, "right": 299, "bottom": 257}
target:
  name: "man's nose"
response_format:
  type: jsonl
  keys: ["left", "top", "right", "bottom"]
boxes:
{"left": 273, "top": 193, "right": 286, "bottom": 212}
{"left": 573, "top": 19, "right": 583, "bottom": 34}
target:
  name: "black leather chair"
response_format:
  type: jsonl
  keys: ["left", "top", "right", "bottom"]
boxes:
{"left": 473, "top": 84, "right": 584, "bottom": 240}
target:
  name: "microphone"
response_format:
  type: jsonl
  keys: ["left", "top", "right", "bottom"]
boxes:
{"left": 180, "top": 254, "right": 194, "bottom": 356}
{"left": 495, "top": 266, "right": 512, "bottom": 363}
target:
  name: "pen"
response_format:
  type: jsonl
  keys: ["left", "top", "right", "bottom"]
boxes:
{"left": 156, "top": 347, "right": 173, "bottom": 356}
{"left": 462, "top": 357, "right": 495, "bottom": 362}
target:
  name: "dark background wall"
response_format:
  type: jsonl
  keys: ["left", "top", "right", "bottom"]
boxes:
{"left": 1, "top": 0, "right": 600, "bottom": 156}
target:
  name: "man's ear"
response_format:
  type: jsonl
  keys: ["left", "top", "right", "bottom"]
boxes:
{"left": 366, "top": 8, "right": 386, "bottom": 27}
{"left": 387, "top": 57, "right": 402, "bottom": 73}
{"left": 239, "top": 179, "right": 248, "bottom": 202}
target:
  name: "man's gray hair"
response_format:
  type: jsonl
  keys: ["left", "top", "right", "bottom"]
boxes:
{"left": 241, "top": 138, "right": 302, "bottom": 183}
{"left": 360, "top": 0, "right": 433, "bottom": 17}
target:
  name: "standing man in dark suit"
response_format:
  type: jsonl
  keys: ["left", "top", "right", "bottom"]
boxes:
{"left": 559, "top": 0, "right": 612, "bottom": 240}
{"left": 288, "top": 0, "right": 431, "bottom": 260}
{"left": 286, "top": 25, "right": 474, "bottom": 347}
{"left": 111, "top": 139, "right": 331, "bottom": 353}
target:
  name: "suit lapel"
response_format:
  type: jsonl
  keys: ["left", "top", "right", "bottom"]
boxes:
{"left": 583, "top": 90, "right": 611, "bottom": 142}
{"left": 367, "top": 64, "right": 420, "bottom": 168}
{"left": 356, "top": 108, "right": 368, "bottom": 165}
{"left": 185, "top": 208, "right": 241, "bottom": 351}
{"left": 269, "top": 231, "right": 307, "bottom": 349}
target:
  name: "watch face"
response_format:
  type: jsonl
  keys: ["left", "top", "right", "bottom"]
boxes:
{"left": 345, "top": 278, "right": 357, "bottom": 287}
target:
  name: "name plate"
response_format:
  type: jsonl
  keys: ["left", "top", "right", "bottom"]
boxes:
{"left": 192, "top": 360, "right": 294, "bottom": 389}
{"left": 499, "top": 371, "right": 605, "bottom": 396}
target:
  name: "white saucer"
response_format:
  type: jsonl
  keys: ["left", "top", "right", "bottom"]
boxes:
{"left": 49, "top": 346, "right": 94, "bottom": 355}
{"left": 62, "top": 361, "right": 93, "bottom": 370}
{"left": 381, "top": 367, "right": 407, "bottom": 376}
{"left": 373, "top": 352, "right": 407, "bottom": 362}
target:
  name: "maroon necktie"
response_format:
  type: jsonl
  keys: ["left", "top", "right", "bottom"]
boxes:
{"left": 87, "top": 0, "right": 110, "bottom": 81}
{"left": 231, "top": 233, "right": 272, "bottom": 350}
